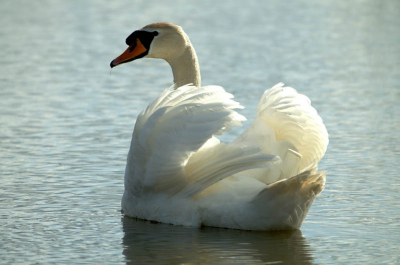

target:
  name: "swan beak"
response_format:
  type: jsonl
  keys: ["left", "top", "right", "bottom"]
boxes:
{"left": 110, "top": 38, "right": 147, "bottom": 68}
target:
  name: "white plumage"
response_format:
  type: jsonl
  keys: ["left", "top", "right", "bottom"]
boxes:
{"left": 112, "top": 23, "right": 329, "bottom": 230}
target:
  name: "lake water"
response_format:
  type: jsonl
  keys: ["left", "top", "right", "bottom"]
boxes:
{"left": 1, "top": 0, "right": 399, "bottom": 264}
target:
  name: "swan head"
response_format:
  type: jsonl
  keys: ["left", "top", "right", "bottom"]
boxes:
{"left": 110, "top": 22, "right": 189, "bottom": 68}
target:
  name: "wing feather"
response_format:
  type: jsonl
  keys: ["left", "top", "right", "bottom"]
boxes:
{"left": 258, "top": 83, "right": 328, "bottom": 171}
{"left": 126, "top": 85, "right": 277, "bottom": 197}
{"left": 229, "top": 83, "right": 328, "bottom": 184}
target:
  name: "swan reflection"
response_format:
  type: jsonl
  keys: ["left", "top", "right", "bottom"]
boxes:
{"left": 122, "top": 216, "right": 315, "bottom": 264}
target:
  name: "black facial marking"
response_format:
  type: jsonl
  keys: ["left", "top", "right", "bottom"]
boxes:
{"left": 110, "top": 30, "right": 159, "bottom": 68}
{"left": 125, "top": 30, "right": 158, "bottom": 50}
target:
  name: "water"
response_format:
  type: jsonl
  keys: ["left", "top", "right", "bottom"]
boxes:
{"left": 0, "top": 0, "right": 399, "bottom": 264}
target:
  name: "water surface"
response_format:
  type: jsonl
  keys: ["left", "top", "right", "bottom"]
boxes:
{"left": 1, "top": 0, "right": 399, "bottom": 264}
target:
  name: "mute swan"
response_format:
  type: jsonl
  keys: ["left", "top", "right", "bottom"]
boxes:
{"left": 110, "top": 22, "right": 328, "bottom": 230}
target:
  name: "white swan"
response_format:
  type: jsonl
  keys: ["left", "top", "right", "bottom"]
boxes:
{"left": 110, "top": 22, "right": 328, "bottom": 230}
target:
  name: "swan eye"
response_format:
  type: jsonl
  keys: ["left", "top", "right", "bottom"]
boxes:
{"left": 152, "top": 31, "right": 159, "bottom": 36}
{"left": 128, "top": 42, "right": 137, "bottom": 52}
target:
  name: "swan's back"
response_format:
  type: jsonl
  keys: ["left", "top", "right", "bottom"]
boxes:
{"left": 122, "top": 85, "right": 278, "bottom": 222}
{"left": 121, "top": 83, "right": 328, "bottom": 229}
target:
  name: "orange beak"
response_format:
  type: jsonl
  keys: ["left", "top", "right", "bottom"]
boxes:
{"left": 110, "top": 38, "right": 147, "bottom": 68}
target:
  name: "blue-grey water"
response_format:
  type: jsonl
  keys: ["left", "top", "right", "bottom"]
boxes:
{"left": 1, "top": 0, "right": 399, "bottom": 264}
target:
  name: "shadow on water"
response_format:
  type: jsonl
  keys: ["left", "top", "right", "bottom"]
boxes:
{"left": 122, "top": 216, "right": 315, "bottom": 264}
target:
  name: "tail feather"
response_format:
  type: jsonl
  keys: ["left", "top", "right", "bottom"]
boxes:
{"left": 252, "top": 169, "right": 326, "bottom": 229}
{"left": 257, "top": 169, "right": 326, "bottom": 201}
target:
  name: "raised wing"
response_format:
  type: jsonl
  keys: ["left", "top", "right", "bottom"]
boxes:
{"left": 231, "top": 83, "right": 329, "bottom": 183}
{"left": 257, "top": 83, "right": 329, "bottom": 171}
{"left": 126, "top": 85, "right": 279, "bottom": 197}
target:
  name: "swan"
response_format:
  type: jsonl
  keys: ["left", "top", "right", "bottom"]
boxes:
{"left": 110, "top": 22, "right": 328, "bottom": 230}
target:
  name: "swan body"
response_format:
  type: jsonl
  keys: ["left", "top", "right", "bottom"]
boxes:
{"left": 111, "top": 23, "right": 328, "bottom": 230}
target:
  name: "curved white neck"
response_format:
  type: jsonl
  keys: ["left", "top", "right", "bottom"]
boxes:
{"left": 166, "top": 42, "right": 201, "bottom": 89}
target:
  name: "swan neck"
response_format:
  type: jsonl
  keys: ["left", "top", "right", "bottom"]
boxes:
{"left": 167, "top": 42, "right": 201, "bottom": 89}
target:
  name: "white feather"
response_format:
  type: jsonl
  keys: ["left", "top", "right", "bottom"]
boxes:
{"left": 122, "top": 83, "right": 328, "bottom": 230}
